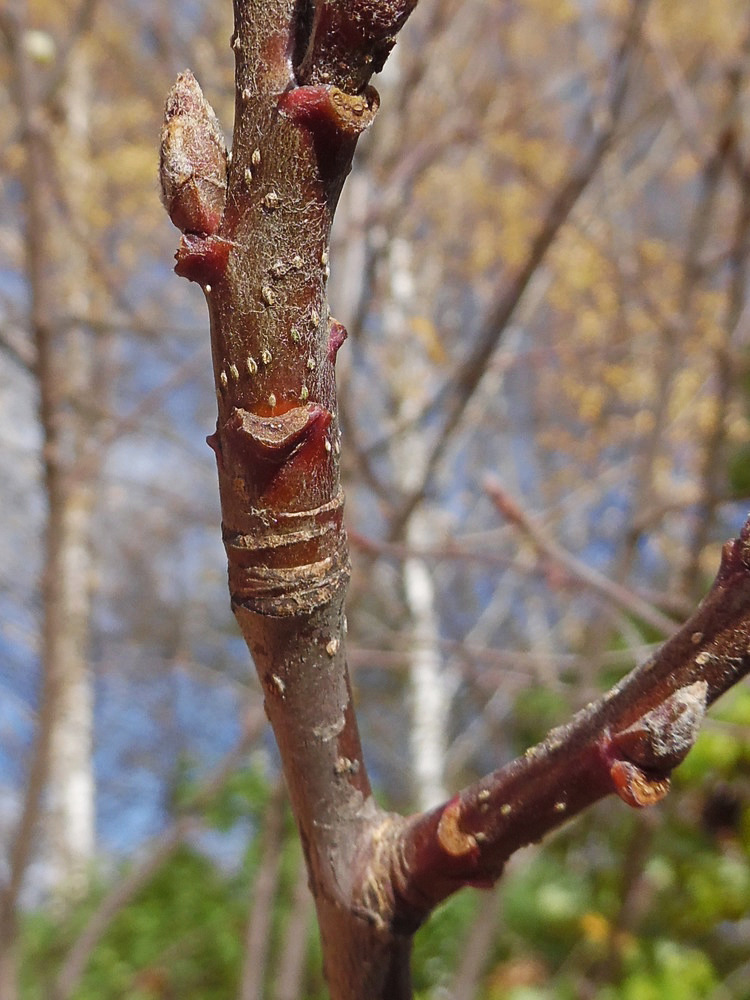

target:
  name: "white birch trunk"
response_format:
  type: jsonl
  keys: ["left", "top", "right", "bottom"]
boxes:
{"left": 403, "top": 514, "right": 453, "bottom": 810}
{"left": 44, "top": 44, "right": 96, "bottom": 902}
{"left": 385, "top": 236, "right": 455, "bottom": 811}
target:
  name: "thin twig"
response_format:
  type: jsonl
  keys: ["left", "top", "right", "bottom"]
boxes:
{"left": 53, "top": 708, "right": 264, "bottom": 1000}
{"left": 387, "top": 0, "right": 651, "bottom": 539}
{"left": 238, "top": 780, "right": 287, "bottom": 1000}
{"left": 485, "top": 478, "right": 678, "bottom": 636}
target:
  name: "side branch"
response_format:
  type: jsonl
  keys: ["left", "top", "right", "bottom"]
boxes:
{"left": 389, "top": 517, "right": 750, "bottom": 925}
{"left": 297, "top": 0, "right": 420, "bottom": 92}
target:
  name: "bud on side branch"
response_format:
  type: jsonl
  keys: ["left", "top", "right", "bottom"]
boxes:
{"left": 159, "top": 70, "right": 227, "bottom": 236}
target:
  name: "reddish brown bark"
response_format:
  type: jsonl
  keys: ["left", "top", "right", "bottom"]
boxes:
{"left": 161, "top": 3, "right": 416, "bottom": 995}
{"left": 160, "top": 2, "right": 750, "bottom": 996}
{"left": 393, "top": 521, "right": 750, "bottom": 923}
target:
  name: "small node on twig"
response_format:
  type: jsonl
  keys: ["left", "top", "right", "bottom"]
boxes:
{"left": 206, "top": 430, "right": 222, "bottom": 468}
{"left": 334, "top": 757, "right": 360, "bottom": 776}
{"left": 327, "top": 318, "right": 348, "bottom": 362}
{"left": 326, "top": 638, "right": 339, "bottom": 657}
{"left": 271, "top": 674, "right": 286, "bottom": 696}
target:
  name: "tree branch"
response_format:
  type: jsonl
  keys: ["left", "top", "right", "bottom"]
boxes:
{"left": 238, "top": 780, "right": 287, "bottom": 1000}
{"left": 160, "top": 1, "right": 750, "bottom": 995}
{"left": 273, "top": 852, "right": 315, "bottom": 1000}
{"left": 485, "top": 477, "right": 678, "bottom": 636}
{"left": 160, "top": 2, "right": 420, "bottom": 996}
{"left": 389, "top": 517, "right": 750, "bottom": 924}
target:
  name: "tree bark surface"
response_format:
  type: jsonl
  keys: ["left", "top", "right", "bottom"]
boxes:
{"left": 160, "top": 2, "right": 750, "bottom": 996}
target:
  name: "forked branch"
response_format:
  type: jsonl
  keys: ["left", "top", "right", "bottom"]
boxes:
{"left": 160, "top": 2, "right": 420, "bottom": 995}
{"left": 160, "top": 2, "right": 750, "bottom": 997}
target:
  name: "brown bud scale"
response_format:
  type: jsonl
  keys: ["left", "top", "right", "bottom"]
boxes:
{"left": 610, "top": 759, "right": 670, "bottom": 809}
{"left": 174, "top": 233, "right": 232, "bottom": 285}
{"left": 327, "top": 317, "right": 348, "bottom": 362}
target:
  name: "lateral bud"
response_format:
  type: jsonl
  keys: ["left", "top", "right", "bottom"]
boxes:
{"left": 612, "top": 681, "right": 708, "bottom": 771}
{"left": 160, "top": 69, "right": 227, "bottom": 236}
{"left": 327, "top": 317, "right": 348, "bottom": 362}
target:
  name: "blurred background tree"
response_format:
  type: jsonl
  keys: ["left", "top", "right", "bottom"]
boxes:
{"left": 1, "top": 0, "right": 750, "bottom": 997}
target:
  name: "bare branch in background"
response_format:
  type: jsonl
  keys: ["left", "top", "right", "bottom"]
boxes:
{"left": 238, "top": 780, "right": 286, "bottom": 1000}
{"left": 485, "top": 477, "right": 678, "bottom": 636}
{"left": 54, "top": 708, "right": 264, "bottom": 1000}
